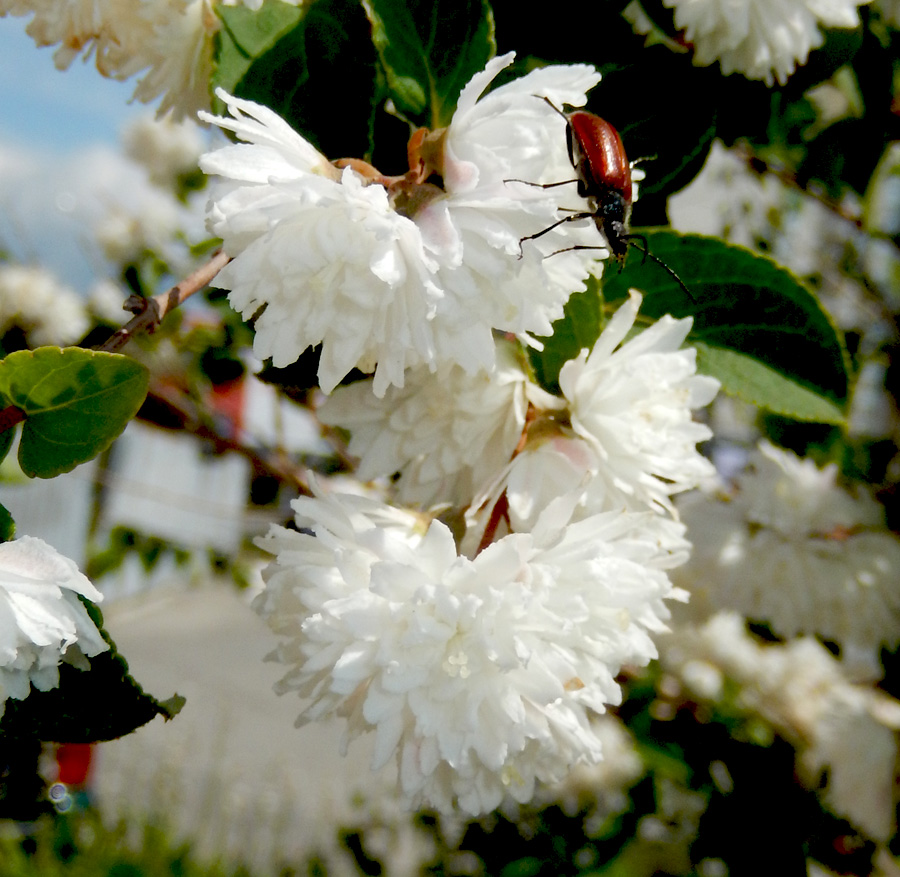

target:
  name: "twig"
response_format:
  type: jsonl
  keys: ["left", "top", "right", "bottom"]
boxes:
{"left": 142, "top": 383, "right": 313, "bottom": 496}
{"left": 733, "top": 143, "right": 894, "bottom": 245}
{"left": 100, "top": 249, "right": 231, "bottom": 354}
{"left": 0, "top": 251, "right": 232, "bottom": 439}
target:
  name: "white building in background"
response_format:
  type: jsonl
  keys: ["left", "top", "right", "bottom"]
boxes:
{"left": 100, "top": 421, "right": 250, "bottom": 556}
{"left": 0, "top": 374, "right": 328, "bottom": 598}
{"left": 0, "top": 456, "right": 98, "bottom": 568}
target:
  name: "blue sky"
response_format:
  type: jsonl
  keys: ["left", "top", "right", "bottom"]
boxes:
{"left": 0, "top": 21, "right": 206, "bottom": 290}
{"left": 0, "top": 20, "right": 146, "bottom": 153}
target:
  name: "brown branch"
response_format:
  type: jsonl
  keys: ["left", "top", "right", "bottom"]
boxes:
{"left": 100, "top": 249, "right": 231, "bottom": 354}
{"left": 140, "top": 383, "right": 313, "bottom": 496}
{"left": 733, "top": 143, "right": 899, "bottom": 248}
{"left": 476, "top": 491, "right": 510, "bottom": 555}
{"left": 0, "top": 251, "right": 232, "bottom": 440}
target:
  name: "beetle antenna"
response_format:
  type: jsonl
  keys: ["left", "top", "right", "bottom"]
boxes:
{"left": 504, "top": 177, "right": 580, "bottom": 189}
{"left": 624, "top": 236, "right": 696, "bottom": 303}
{"left": 538, "top": 95, "right": 570, "bottom": 120}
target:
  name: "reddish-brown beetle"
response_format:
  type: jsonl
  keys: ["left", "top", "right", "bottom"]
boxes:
{"left": 562, "top": 108, "right": 633, "bottom": 262}
{"left": 512, "top": 98, "right": 693, "bottom": 299}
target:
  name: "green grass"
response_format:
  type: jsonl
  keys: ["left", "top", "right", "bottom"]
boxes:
{"left": 0, "top": 809, "right": 256, "bottom": 877}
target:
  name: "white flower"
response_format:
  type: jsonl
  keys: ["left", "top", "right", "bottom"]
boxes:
{"left": 254, "top": 488, "right": 684, "bottom": 815}
{"left": 652, "top": 0, "right": 871, "bottom": 86}
{"left": 0, "top": 536, "right": 108, "bottom": 715}
{"left": 318, "top": 340, "right": 543, "bottom": 509}
{"left": 199, "top": 53, "right": 604, "bottom": 396}
{"left": 673, "top": 441, "right": 900, "bottom": 669}
{"left": 532, "top": 713, "right": 644, "bottom": 815}
{"left": 122, "top": 115, "right": 207, "bottom": 189}
{"left": 0, "top": 0, "right": 303, "bottom": 120}
{"left": 87, "top": 280, "right": 129, "bottom": 325}
{"left": 0, "top": 0, "right": 117, "bottom": 70}
{"left": 559, "top": 294, "right": 718, "bottom": 509}
{"left": 0, "top": 0, "right": 220, "bottom": 119}
{"left": 491, "top": 292, "right": 718, "bottom": 531}
{"left": 94, "top": 191, "right": 189, "bottom": 266}
{"left": 0, "top": 264, "right": 89, "bottom": 347}
{"left": 124, "top": 0, "right": 218, "bottom": 120}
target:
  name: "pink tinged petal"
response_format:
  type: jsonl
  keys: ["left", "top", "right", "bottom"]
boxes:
{"left": 417, "top": 199, "right": 464, "bottom": 267}
{"left": 443, "top": 53, "right": 516, "bottom": 191}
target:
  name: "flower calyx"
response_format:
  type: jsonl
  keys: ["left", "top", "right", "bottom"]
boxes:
{"left": 330, "top": 125, "right": 450, "bottom": 219}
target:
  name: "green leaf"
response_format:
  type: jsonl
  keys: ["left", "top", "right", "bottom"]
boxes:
{"left": 0, "top": 422, "right": 14, "bottom": 468}
{"left": 0, "top": 601, "right": 183, "bottom": 744}
{"left": 603, "top": 231, "right": 850, "bottom": 414}
{"left": 0, "top": 347, "right": 149, "bottom": 479}
{"left": 0, "top": 503, "right": 14, "bottom": 543}
{"left": 363, "top": 0, "right": 495, "bottom": 127}
{"left": 214, "top": 0, "right": 378, "bottom": 162}
{"left": 214, "top": 0, "right": 307, "bottom": 102}
{"left": 217, "top": 0, "right": 306, "bottom": 60}
{"left": 694, "top": 343, "right": 845, "bottom": 424}
{"left": 863, "top": 141, "right": 900, "bottom": 237}
{"left": 529, "top": 277, "right": 603, "bottom": 392}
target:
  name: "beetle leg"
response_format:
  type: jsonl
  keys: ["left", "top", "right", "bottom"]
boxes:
{"left": 516, "top": 212, "right": 595, "bottom": 258}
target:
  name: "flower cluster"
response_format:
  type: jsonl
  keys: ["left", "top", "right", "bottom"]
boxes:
{"left": 211, "top": 56, "right": 721, "bottom": 814}
{"left": 254, "top": 490, "right": 685, "bottom": 815}
{"left": 199, "top": 54, "right": 602, "bottom": 395}
{"left": 660, "top": 612, "right": 900, "bottom": 841}
{"left": 318, "top": 339, "right": 538, "bottom": 509}
{"left": 322, "top": 291, "right": 718, "bottom": 530}
{"left": 502, "top": 292, "right": 718, "bottom": 526}
{"left": 626, "top": 0, "right": 870, "bottom": 86}
{"left": 0, "top": 537, "right": 108, "bottom": 715}
{"left": 122, "top": 113, "right": 207, "bottom": 188}
{"left": 673, "top": 441, "right": 900, "bottom": 672}
{"left": 0, "top": 264, "right": 89, "bottom": 347}
{"left": 0, "top": 0, "right": 301, "bottom": 119}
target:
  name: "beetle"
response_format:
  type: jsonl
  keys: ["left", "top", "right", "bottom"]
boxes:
{"left": 561, "top": 106, "right": 634, "bottom": 262}
{"left": 511, "top": 98, "right": 693, "bottom": 299}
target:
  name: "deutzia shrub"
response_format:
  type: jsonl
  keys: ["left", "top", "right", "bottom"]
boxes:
{"left": 659, "top": 612, "right": 900, "bottom": 842}
{"left": 195, "top": 53, "right": 722, "bottom": 811}
{"left": 5, "top": 0, "right": 900, "bottom": 864}
{"left": 627, "top": 0, "right": 872, "bottom": 85}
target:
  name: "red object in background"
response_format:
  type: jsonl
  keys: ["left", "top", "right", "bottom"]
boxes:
{"left": 208, "top": 377, "right": 246, "bottom": 439}
{"left": 56, "top": 743, "right": 93, "bottom": 786}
